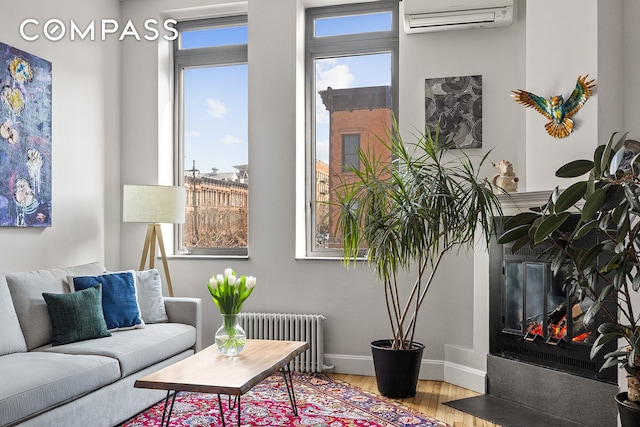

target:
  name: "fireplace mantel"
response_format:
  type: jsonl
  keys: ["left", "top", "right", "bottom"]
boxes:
{"left": 496, "top": 190, "right": 553, "bottom": 216}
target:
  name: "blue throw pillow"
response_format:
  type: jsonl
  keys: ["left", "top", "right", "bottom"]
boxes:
{"left": 71, "top": 271, "right": 144, "bottom": 331}
{"left": 43, "top": 285, "right": 111, "bottom": 345}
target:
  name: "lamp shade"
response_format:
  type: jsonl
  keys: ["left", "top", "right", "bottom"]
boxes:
{"left": 122, "top": 185, "right": 186, "bottom": 224}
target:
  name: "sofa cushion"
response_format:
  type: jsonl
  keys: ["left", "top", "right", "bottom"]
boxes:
{"left": 134, "top": 269, "right": 169, "bottom": 324}
{"left": 43, "top": 285, "right": 111, "bottom": 346}
{"left": 0, "top": 274, "right": 27, "bottom": 355}
{"left": 6, "top": 262, "right": 107, "bottom": 350}
{"left": 71, "top": 271, "right": 144, "bottom": 331}
{"left": 0, "top": 351, "right": 120, "bottom": 426}
{"left": 41, "top": 323, "right": 196, "bottom": 377}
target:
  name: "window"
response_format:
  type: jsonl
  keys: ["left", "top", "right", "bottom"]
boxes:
{"left": 342, "top": 134, "right": 360, "bottom": 171}
{"left": 174, "top": 17, "right": 248, "bottom": 256}
{"left": 305, "top": 1, "right": 398, "bottom": 255}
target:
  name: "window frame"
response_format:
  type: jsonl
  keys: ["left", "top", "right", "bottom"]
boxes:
{"left": 304, "top": 0, "right": 399, "bottom": 258}
{"left": 341, "top": 133, "right": 361, "bottom": 172}
{"left": 173, "top": 16, "right": 249, "bottom": 257}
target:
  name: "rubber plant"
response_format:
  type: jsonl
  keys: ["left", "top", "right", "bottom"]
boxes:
{"left": 334, "top": 121, "right": 503, "bottom": 350}
{"left": 498, "top": 131, "right": 640, "bottom": 406}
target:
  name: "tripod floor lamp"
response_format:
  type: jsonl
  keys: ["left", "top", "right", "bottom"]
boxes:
{"left": 122, "top": 185, "right": 185, "bottom": 297}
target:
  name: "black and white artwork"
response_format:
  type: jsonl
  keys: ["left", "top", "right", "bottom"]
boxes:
{"left": 425, "top": 75, "right": 482, "bottom": 149}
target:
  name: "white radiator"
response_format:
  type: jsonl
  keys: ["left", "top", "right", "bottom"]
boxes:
{"left": 238, "top": 312, "right": 327, "bottom": 373}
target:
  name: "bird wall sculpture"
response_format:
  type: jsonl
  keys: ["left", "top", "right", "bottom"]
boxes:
{"left": 512, "top": 75, "right": 595, "bottom": 138}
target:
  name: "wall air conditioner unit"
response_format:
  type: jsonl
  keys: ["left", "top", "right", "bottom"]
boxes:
{"left": 403, "top": 0, "right": 514, "bottom": 34}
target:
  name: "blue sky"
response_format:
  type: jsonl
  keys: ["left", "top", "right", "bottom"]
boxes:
{"left": 181, "top": 12, "right": 392, "bottom": 173}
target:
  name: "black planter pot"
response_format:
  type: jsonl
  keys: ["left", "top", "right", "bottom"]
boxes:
{"left": 370, "top": 339, "right": 425, "bottom": 398}
{"left": 616, "top": 392, "right": 640, "bottom": 427}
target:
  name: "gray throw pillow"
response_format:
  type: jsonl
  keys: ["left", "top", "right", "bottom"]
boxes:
{"left": 42, "top": 284, "right": 111, "bottom": 346}
{"left": 0, "top": 275, "right": 27, "bottom": 355}
{"left": 135, "top": 269, "right": 168, "bottom": 324}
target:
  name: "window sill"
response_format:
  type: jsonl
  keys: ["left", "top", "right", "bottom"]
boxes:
{"left": 167, "top": 254, "right": 250, "bottom": 260}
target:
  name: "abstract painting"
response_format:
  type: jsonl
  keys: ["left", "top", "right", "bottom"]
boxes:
{"left": 0, "top": 42, "right": 51, "bottom": 227}
{"left": 425, "top": 75, "right": 482, "bottom": 149}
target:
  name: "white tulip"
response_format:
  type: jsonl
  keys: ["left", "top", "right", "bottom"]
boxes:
{"left": 245, "top": 276, "right": 256, "bottom": 289}
{"left": 228, "top": 274, "right": 237, "bottom": 286}
{"left": 209, "top": 276, "right": 218, "bottom": 287}
{"left": 216, "top": 274, "right": 224, "bottom": 284}
{"left": 224, "top": 268, "right": 233, "bottom": 278}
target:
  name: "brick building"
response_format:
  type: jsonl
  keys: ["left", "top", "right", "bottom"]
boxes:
{"left": 318, "top": 85, "right": 392, "bottom": 247}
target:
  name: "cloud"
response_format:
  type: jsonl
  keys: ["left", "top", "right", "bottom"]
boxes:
{"left": 315, "top": 60, "right": 354, "bottom": 124}
{"left": 220, "top": 134, "right": 243, "bottom": 145}
{"left": 316, "top": 101, "right": 329, "bottom": 124}
{"left": 185, "top": 130, "right": 201, "bottom": 138}
{"left": 207, "top": 98, "right": 228, "bottom": 118}
{"left": 316, "top": 62, "right": 354, "bottom": 90}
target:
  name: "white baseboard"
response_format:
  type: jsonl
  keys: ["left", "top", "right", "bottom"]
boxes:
{"left": 443, "top": 361, "right": 486, "bottom": 393}
{"left": 323, "top": 353, "right": 444, "bottom": 381}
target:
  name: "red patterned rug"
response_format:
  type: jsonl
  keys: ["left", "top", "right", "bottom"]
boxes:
{"left": 120, "top": 373, "right": 448, "bottom": 427}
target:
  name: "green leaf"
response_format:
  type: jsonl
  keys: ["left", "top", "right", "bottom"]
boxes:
{"left": 593, "top": 145, "right": 605, "bottom": 178}
{"left": 578, "top": 243, "right": 604, "bottom": 272}
{"left": 511, "top": 235, "right": 532, "bottom": 253}
{"left": 503, "top": 212, "right": 540, "bottom": 230}
{"left": 612, "top": 202, "right": 628, "bottom": 225}
{"left": 598, "top": 323, "right": 624, "bottom": 335}
{"left": 614, "top": 269, "right": 627, "bottom": 290}
{"left": 613, "top": 131, "right": 630, "bottom": 152}
{"left": 604, "top": 350, "right": 630, "bottom": 360}
{"left": 551, "top": 186, "right": 560, "bottom": 204}
{"left": 551, "top": 250, "right": 566, "bottom": 273}
{"left": 498, "top": 224, "right": 531, "bottom": 244}
{"left": 601, "top": 185, "right": 625, "bottom": 211}
{"left": 554, "top": 181, "right": 587, "bottom": 213}
{"left": 598, "top": 284, "right": 614, "bottom": 302}
{"left": 601, "top": 133, "right": 617, "bottom": 175}
{"left": 584, "top": 300, "right": 604, "bottom": 327}
{"left": 556, "top": 159, "right": 594, "bottom": 178}
{"left": 581, "top": 188, "right": 606, "bottom": 221}
{"left": 602, "top": 253, "right": 622, "bottom": 274}
{"left": 601, "top": 356, "right": 622, "bottom": 371}
{"left": 617, "top": 212, "right": 630, "bottom": 243}
{"left": 586, "top": 171, "right": 595, "bottom": 198}
{"left": 632, "top": 273, "right": 640, "bottom": 292}
{"left": 610, "top": 146, "right": 626, "bottom": 176}
{"left": 533, "top": 212, "right": 571, "bottom": 244}
{"left": 591, "top": 332, "right": 621, "bottom": 359}
{"left": 573, "top": 219, "right": 598, "bottom": 240}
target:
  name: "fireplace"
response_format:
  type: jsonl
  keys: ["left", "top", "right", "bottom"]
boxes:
{"left": 489, "top": 215, "right": 617, "bottom": 384}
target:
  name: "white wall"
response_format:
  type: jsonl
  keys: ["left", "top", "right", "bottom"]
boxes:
{"left": 0, "top": 0, "right": 120, "bottom": 271}
{"left": 399, "top": 1, "right": 525, "bottom": 185}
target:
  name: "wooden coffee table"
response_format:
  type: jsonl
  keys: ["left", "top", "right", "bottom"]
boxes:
{"left": 134, "top": 339, "right": 309, "bottom": 427}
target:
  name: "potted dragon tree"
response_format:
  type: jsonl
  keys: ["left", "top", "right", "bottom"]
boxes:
{"left": 333, "top": 121, "right": 502, "bottom": 398}
{"left": 498, "top": 132, "right": 640, "bottom": 426}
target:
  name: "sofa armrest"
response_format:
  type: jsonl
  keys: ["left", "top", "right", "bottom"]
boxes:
{"left": 164, "top": 297, "right": 202, "bottom": 352}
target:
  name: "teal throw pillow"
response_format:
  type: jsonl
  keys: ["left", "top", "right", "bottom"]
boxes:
{"left": 43, "top": 285, "right": 111, "bottom": 346}
{"left": 71, "top": 271, "right": 144, "bottom": 331}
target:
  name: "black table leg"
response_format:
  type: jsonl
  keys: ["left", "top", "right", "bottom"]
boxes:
{"left": 281, "top": 364, "right": 299, "bottom": 416}
{"left": 217, "top": 394, "right": 242, "bottom": 427}
{"left": 160, "top": 390, "right": 177, "bottom": 427}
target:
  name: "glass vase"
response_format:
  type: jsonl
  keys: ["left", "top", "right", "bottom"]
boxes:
{"left": 215, "top": 314, "right": 246, "bottom": 356}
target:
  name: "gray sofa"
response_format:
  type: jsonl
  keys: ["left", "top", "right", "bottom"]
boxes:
{"left": 0, "top": 262, "right": 202, "bottom": 427}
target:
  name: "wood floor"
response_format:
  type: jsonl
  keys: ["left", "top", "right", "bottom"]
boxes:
{"left": 331, "top": 373, "right": 500, "bottom": 427}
